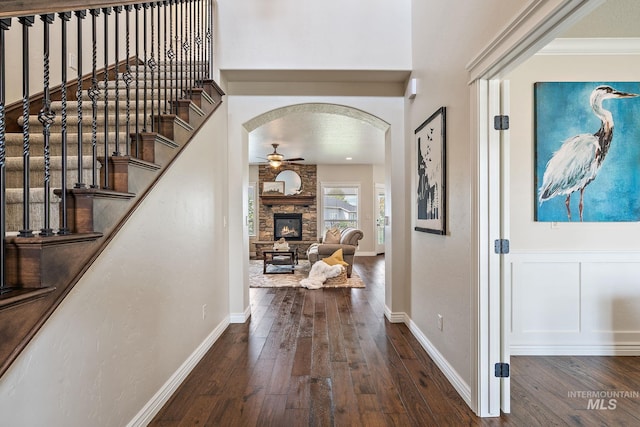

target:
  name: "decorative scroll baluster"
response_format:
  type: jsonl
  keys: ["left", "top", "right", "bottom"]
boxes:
{"left": 58, "top": 11, "right": 71, "bottom": 235}
{"left": 134, "top": 4, "right": 141, "bottom": 157}
{"left": 89, "top": 9, "right": 100, "bottom": 188}
{"left": 0, "top": 18, "right": 11, "bottom": 287}
{"left": 143, "top": 2, "right": 149, "bottom": 132}
{"left": 19, "top": 16, "right": 34, "bottom": 238}
{"left": 149, "top": 3, "right": 156, "bottom": 133}
{"left": 124, "top": 5, "right": 133, "bottom": 156}
{"left": 74, "top": 10, "right": 86, "bottom": 189}
{"left": 181, "top": 0, "right": 187, "bottom": 98}
{"left": 102, "top": 7, "right": 111, "bottom": 189}
{"left": 114, "top": 6, "right": 122, "bottom": 156}
{"left": 38, "top": 13, "right": 56, "bottom": 236}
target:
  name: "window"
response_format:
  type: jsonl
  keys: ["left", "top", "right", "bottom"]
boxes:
{"left": 248, "top": 182, "right": 257, "bottom": 236}
{"left": 321, "top": 184, "right": 359, "bottom": 231}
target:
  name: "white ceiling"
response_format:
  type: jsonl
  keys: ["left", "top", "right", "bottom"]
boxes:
{"left": 248, "top": 111, "right": 387, "bottom": 166}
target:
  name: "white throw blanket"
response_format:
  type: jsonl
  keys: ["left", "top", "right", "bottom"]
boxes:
{"left": 300, "top": 261, "right": 344, "bottom": 289}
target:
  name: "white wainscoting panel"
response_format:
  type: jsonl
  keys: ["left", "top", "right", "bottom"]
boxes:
{"left": 510, "top": 251, "right": 640, "bottom": 355}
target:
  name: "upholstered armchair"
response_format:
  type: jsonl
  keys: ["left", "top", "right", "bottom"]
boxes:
{"left": 306, "top": 227, "right": 364, "bottom": 277}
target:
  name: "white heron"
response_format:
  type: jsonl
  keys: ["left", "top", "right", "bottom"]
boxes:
{"left": 538, "top": 85, "right": 638, "bottom": 221}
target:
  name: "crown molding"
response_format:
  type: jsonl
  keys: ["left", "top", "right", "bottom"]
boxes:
{"left": 537, "top": 37, "right": 640, "bottom": 55}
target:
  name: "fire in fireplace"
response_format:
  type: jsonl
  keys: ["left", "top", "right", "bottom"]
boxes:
{"left": 274, "top": 213, "right": 303, "bottom": 241}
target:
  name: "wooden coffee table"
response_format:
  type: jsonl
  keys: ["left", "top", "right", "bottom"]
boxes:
{"left": 263, "top": 249, "right": 298, "bottom": 274}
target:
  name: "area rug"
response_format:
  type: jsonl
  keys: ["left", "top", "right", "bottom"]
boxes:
{"left": 249, "top": 260, "right": 365, "bottom": 288}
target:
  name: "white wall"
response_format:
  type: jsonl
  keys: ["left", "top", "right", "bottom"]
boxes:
{"left": 216, "top": 0, "right": 411, "bottom": 70}
{"left": 506, "top": 53, "right": 640, "bottom": 354}
{"left": 317, "top": 164, "right": 377, "bottom": 255}
{"left": 408, "top": 0, "right": 530, "bottom": 401}
{"left": 0, "top": 106, "right": 230, "bottom": 426}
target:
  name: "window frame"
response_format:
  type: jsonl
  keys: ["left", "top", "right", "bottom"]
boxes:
{"left": 319, "top": 182, "right": 361, "bottom": 233}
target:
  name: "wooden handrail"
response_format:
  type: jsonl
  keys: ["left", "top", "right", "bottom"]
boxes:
{"left": 0, "top": 1, "right": 142, "bottom": 18}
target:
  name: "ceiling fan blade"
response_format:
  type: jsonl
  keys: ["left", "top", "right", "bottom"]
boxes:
{"left": 287, "top": 162, "right": 305, "bottom": 166}
{"left": 284, "top": 157, "right": 304, "bottom": 162}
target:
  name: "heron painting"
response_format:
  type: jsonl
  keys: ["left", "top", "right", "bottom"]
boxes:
{"left": 535, "top": 82, "right": 640, "bottom": 222}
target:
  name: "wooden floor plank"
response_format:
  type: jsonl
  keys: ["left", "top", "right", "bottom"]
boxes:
{"left": 150, "top": 256, "right": 640, "bottom": 426}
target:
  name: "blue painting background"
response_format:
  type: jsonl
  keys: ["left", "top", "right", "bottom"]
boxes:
{"left": 534, "top": 81, "right": 640, "bottom": 222}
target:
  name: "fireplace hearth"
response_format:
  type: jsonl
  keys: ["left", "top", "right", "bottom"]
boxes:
{"left": 274, "top": 213, "right": 303, "bottom": 241}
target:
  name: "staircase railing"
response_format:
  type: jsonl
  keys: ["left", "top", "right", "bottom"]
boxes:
{"left": 0, "top": 0, "right": 213, "bottom": 294}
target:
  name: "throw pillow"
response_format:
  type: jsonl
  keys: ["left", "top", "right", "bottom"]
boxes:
{"left": 324, "top": 228, "right": 341, "bottom": 244}
{"left": 321, "top": 248, "right": 349, "bottom": 267}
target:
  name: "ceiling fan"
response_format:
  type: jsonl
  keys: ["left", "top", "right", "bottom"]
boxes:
{"left": 261, "top": 143, "right": 305, "bottom": 168}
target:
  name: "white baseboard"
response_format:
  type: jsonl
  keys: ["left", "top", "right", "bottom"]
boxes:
{"left": 355, "top": 251, "right": 377, "bottom": 257}
{"left": 127, "top": 318, "right": 229, "bottom": 427}
{"left": 511, "top": 344, "right": 640, "bottom": 356}
{"left": 229, "top": 305, "right": 251, "bottom": 324}
{"left": 385, "top": 307, "right": 408, "bottom": 323}
{"left": 406, "top": 318, "right": 472, "bottom": 408}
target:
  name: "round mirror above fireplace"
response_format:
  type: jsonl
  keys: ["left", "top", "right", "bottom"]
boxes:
{"left": 276, "top": 170, "right": 302, "bottom": 195}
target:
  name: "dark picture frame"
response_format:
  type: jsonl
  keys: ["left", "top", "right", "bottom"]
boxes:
{"left": 414, "top": 107, "right": 446, "bottom": 234}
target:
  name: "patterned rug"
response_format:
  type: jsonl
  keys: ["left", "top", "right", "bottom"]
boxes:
{"left": 249, "top": 260, "right": 365, "bottom": 288}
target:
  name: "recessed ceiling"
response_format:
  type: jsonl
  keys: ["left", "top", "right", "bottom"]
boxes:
{"left": 249, "top": 111, "right": 386, "bottom": 166}
{"left": 222, "top": 69, "right": 408, "bottom": 166}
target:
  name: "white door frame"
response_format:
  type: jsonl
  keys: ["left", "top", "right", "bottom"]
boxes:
{"left": 468, "top": 0, "right": 605, "bottom": 417}
{"left": 374, "top": 183, "right": 386, "bottom": 254}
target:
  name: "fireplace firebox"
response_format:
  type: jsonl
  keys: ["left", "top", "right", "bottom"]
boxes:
{"left": 274, "top": 213, "right": 303, "bottom": 241}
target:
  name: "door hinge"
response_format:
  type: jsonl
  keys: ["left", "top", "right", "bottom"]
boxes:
{"left": 494, "top": 239, "right": 510, "bottom": 254}
{"left": 495, "top": 362, "right": 510, "bottom": 378}
{"left": 494, "top": 115, "right": 510, "bottom": 130}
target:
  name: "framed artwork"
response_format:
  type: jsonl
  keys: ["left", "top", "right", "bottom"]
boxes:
{"left": 415, "top": 106, "right": 446, "bottom": 234}
{"left": 262, "top": 181, "right": 285, "bottom": 195}
{"left": 534, "top": 82, "right": 640, "bottom": 222}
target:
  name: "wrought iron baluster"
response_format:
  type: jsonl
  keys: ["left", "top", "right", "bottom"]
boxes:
{"left": 114, "top": 6, "right": 122, "bottom": 156}
{"left": 181, "top": 0, "right": 187, "bottom": 98}
{"left": 0, "top": 18, "right": 11, "bottom": 286}
{"left": 58, "top": 11, "right": 71, "bottom": 235}
{"left": 188, "top": 0, "right": 196, "bottom": 93}
{"left": 124, "top": 5, "right": 133, "bottom": 156}
{"left": 74, "top": 10, "right": 86, "bottom": 189}
{"left": 156, "top": 1, "right": 162, "bottom": 118}
{"left": 149, "top": 2, "right": 156, "bottom": 133}
{"left": 163, "top": 1, "right": 169, "bottom": 113}
{"left": 134, "top": 4, "right": 141, "bottom": 157}
{"left": 143, "top": 2, "right": 149, "bottom": 132}
{"left": 102, "top": 7, "right": 111, "bottom": 189}
{"left": 196, "top": 0, "right": 202, "bottom": 86}
{"left": 89, "top": 9, "right": 100, "bottom": 188}
{"left": 19, "top": 16, "right": 34, "bottom": 238}
{"left": 168, "top": 0, "right": 175, "bottom": 113}
{"left": 39, "top": 13, "right": 56, "bottom": 236}
{"left": 176, "top": 0, "right": 184, "bottom": 99}
{"left": 206, "top": 0, "right": 211, "bottom": 79}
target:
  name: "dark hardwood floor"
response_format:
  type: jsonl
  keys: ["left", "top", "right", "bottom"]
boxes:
{"left": 150, "top": 255, "right": 640, "bottom": 426}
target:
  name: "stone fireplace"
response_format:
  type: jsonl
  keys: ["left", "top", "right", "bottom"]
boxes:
{"left": 251, "top": 164, "right": 318, "bottom": 259}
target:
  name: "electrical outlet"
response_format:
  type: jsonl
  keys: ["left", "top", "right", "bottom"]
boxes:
{"left": 437, "top": 314, "right": 443, "bottom": 331}
{"left": 202, "top": 304, "right": 207, "bottom": 320}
